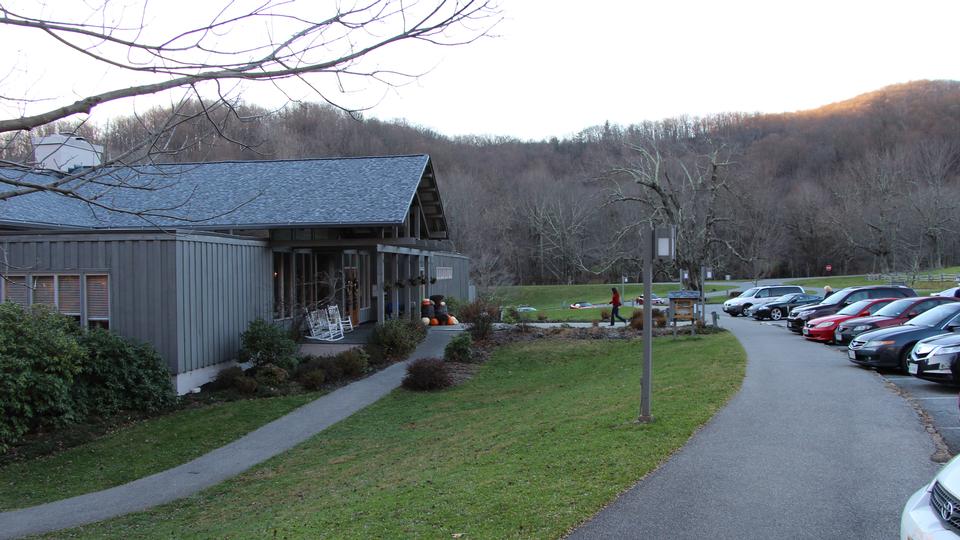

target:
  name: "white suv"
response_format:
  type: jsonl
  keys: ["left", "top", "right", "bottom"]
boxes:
{"left": 722, "top": 285, "right": 804, "bottom": 317}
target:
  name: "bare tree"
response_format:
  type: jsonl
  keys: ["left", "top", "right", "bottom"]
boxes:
{"left": 0, "top": 0, "right": 499, "bottom": 203}
{"left": 606, "top": 141, "right": 738, "bottom": 290}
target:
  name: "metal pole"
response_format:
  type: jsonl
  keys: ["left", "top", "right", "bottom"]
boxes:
{"left": 640, "top": 227, "right": 653, "bottom": 423}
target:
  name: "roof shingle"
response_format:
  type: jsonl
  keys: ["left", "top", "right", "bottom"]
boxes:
{"left": 0, "top": 155, "right": 431, "bottom": 229}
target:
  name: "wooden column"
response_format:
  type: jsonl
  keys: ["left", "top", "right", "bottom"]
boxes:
{"left": 376, "top": 250, "right": 385, "bottom": 323}
{"left": 393, "top": 253, "right": 400, "bottom": 319}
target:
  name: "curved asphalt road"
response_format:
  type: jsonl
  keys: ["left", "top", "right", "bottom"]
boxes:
{"left": 571, "top": 311, "right": 942, "bottom": 539}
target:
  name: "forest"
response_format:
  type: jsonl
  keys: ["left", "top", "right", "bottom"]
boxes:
{"left": 4, "top": 79, "right": 959, "bottom": 287}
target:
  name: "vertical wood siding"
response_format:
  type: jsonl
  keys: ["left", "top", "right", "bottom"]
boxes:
{"left": 174, "top": 237, "right": 271, "bottom": 373}
{"left": 429, "top": 253, "right": 470, "bottom": 302}
{"left": 1, "top": 233, "right": 271, "bottom": 375}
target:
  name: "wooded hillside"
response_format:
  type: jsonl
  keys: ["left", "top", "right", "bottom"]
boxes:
{"left": 5, "top": 80, "right": 959, "bottom": 286}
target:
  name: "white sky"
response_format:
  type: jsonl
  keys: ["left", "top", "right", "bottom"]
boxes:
{"left": 3, "top": 0, "right": 960, "bottom": 141}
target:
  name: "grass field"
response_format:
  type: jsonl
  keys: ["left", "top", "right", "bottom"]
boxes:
{"left": 784, "top": 275, "right": 957, "bottom": 295}
{"left": 491, "top": 282, "right": 737, "bottom": 321}
{"left": 58, "top": 334, "right": 746, "bottom": 539}
{"left": 0, "top": 393, "right": 321, "bottom": 510}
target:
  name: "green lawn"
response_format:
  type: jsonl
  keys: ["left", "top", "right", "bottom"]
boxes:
{"left": 784, "top": 275, "right": 956, "bottom": 295}
{"left": 0, "top": 393, "right": 321, "bottom": 510}
{"left": 58, "top": 334, "right": 746, "bottom": 539}
{"left": 491, "top": 282, "right": 737, "bottom": 311}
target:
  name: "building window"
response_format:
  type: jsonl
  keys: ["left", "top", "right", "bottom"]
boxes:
{"left": 58, "top": 275, "right": 82, "bottom": 324}
{"left": 2, "top": 276, "right": 29, "bottom": 307}
{"left": 436, "top": 266, "right": 453, "bottom": 280}
{"left": 85, "top": 275, "right": 110, "bottom": 330}
{"left": 2, "top": 273, "right": 105, "bottom": 328}
{"left": 273, "top": 252, "right": 294, "bottom": 319}
{"left": 32, "top": 276, "right": 55, "bottom": 306}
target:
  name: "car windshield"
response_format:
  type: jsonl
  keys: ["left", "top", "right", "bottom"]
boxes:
{"left": 873, "top": 298, "right": 915, "bottom": 318}
{"left": 819, "top": 289, "right": 853, "bottom": 306}
{"left": 740, "top": 287, "right": 760, "bottom": 298}
{"left": 837, "top": 300, "right": 874, "bottom": 316}
{"left": 775, "top": 293, "right": 799, "bottom": 302}
{"left": 907, "top": 304, "right": 960, "bottom": 328}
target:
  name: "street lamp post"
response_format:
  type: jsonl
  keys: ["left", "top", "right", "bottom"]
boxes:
{"left": 640, "top": 225, "right": 675, "bottom": 423}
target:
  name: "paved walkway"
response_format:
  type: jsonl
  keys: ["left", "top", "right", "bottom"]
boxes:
{"left": 570, "top": 309, "right": 941, "bottom": 539}
{"left": 0, "top": 330, "right": 456, "bottom": 540}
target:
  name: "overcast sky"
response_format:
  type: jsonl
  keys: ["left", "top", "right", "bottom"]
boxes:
{"left": 3, "top": 0, "right": 960, "bottom": 142}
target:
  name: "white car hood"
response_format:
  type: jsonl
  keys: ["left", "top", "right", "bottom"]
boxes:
{"left": 938, "top": 454, "right": 960, "bottom": 490}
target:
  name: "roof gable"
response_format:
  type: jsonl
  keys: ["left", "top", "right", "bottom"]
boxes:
{"left": 0, "top": 155, "right": 436, "bottom": 230}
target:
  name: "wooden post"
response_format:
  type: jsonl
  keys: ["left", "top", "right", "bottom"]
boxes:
{"left": 376, "top": 250, "right": 385, "bottom": 323}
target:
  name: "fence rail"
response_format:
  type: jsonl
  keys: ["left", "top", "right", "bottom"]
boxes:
{"left": 866, "top": 273, "right": 960, "bottom": 284}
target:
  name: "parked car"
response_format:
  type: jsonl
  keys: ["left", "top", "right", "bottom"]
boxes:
{"left": 901, "top": 452, "right": 960, "bottom": 539}
{"left": 517, "top": 305, "right": 537, "bottom": 313}
{"left": 722, "top": 285, "right": 804, "bottom": 317}
{"left": 786, "top": 285, "right": 918, "bottom": 333}
{"left": 848, "top": 302, "right": 960, "bottom": 371}
{"left": 933, "top": 286, "right": 960, "bottom": 298}
{"left": 569, "top": 302, "right": 593, "bottom": 309}
{"left": 803, "top": 298, "right": 897, "bottom": 343}
{"left": 635, "top": 293, "right": 667, "bottom": 306}
{"left": 834, "top": 297, "right": 958, "bottom": 345}
{"left": 751, "top": 293, "right": 823, "bottom": 321}
{"left": 907, "top": 331, "right": 960, "bottom": 385}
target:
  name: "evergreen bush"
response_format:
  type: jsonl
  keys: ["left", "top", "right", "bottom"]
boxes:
{"left": 371, "top": 319, "right": 427, "bottom": 360}
{"left": 240, "top": 318, "right": 298, "bottom": 369}
{"left": 402, "top": 358, "right": 451, "bottom": 391}
{"left": 444, "top": 333, "right": 473, "bottom": 363}
{"left": 73, "top": 328, "right": 175, "bottom": 418}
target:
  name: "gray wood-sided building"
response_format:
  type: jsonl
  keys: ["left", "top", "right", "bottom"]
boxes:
{"left": 0, "top": 155, "right": 471, "bottom": 393}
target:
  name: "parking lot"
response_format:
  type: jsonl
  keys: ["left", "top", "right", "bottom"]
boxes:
{"left": 761, "top": 319, "right": 960, "bottom": 455}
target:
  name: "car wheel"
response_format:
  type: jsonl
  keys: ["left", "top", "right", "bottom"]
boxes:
{"left": 770, "top": 308, "right": 783, "bottom": 321}
{"left": 899, "top": 348, "right": 912, "bottom": 373}
{"left": 741, "top": 304, "right": 751, "bottom": 317}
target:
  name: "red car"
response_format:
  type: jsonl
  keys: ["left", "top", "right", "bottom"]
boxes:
{"left": 802, "top": 298, "right": 896, "bottom": 343}
{"left": 833, "top": 296, "right": 958, "bottom": 344}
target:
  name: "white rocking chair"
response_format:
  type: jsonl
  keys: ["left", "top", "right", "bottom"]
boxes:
{"left": 328, "top": 304, "right": 354, "bottom": 333}
{"left": 306, "top": 308, "right": 344, "bottom": 341}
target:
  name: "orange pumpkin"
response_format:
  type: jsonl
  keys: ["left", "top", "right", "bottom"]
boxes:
{"left": 430, "top": 318, "right": 439, "bottom": 326}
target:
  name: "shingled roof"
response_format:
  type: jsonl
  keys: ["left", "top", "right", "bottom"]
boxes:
{"left": 0, "top": 155, "right": 445, "bottom": 234}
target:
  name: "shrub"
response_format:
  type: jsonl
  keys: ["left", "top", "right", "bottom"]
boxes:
{"left": 73, "top": 328, "right": 175, "bottom": 417}
{"left": 402, "top": 358, "right": 451, "bottom": 391}
{"left": 371, "top": 319, "right": 427, "bottom": 360}
{"left": 213, "top": 366, "right": 246, "bottom": 390}
{"left": 300, "top": 369, "right": 326, "bottom": 391}
{"left": 254, "top": 364, "right": 289, "bottom": 388}
{"left": 240, "top": 319, "right": 298, "bottom": 369}
{"left": 334, "top": 348, "right": 369, "bottom": 378}
{"left": 458, "top": 297, "right": 500, "bottom": 324}
{"left": 364, "top": 343, "right": 388, "bottom": 367}
{"left": 0, "top": 304, "right": 85, "bottom": 451}
{"left": 468, "top": 312, "right": 494, "bottom": 341}
{"left": 629, "top": 310, "right": 643, "bottom": 329}
{"left": 444, "top": 333, "right": 473, "bottom": 363}
{"left": 600, "top": 309, "right": 611, "bottom": 321}
{"left": 296, "top": 354, "right": 347, "bottom": 383}
{"left": 537, "top": 313, "right": 548, "bottom": 321}
{"left": 629, "top": 309, "right": 669, "bottom": 329}
{"left": 233, "top": 376, "right": 259, "bottom": 394}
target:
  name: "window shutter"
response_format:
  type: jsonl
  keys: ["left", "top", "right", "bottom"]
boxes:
{"left": 3, "top": 276, "right": 29, "bottom": 307}
{"left": 33, "top": 276, "right": 55, "bottom": 306}
{"left": 86, "top": 275, "right": 110, "bottom": 319}
{"left": 58, "top": 276, "right": 81, "bottom": 315}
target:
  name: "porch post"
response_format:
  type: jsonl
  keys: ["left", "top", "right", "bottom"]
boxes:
{"left": 393, "top": 253, "right": 400, "bottom": 319}
{"left": 418, "top": 254, "right": 425, "bottom": 303}
{"left": 376, "top": 249, "right": 385, "bottom": 323}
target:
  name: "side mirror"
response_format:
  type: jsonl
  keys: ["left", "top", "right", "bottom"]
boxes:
{"left": 906, "top": 311, "right": 919, "bottom": 319}
{"left": 949, "top": 323, "right": 960, "bottom": 333}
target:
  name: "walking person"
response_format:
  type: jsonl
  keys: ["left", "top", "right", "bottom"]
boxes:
{"left": 823, "top": 285, "right": 834, "bottom": 298}
{"left": 610, "top": 287, "right": 627, "bottom": 326}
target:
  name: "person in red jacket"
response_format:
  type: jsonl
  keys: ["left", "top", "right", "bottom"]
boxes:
{"left": 610, "top": 287, "right": 627, "bottom": 326}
